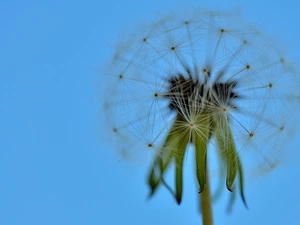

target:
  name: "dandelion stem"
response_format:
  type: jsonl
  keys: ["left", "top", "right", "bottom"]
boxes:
{"left": 201, "top": 165, "right": 213, "bottom": 225}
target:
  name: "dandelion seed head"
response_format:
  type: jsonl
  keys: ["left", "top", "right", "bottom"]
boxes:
{"left": 101, "top": 7, "right": 300, "bottom": 181}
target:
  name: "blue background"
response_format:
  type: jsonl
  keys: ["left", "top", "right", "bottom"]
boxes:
{"left": 1, "top": 0, "right": 299, "bottom": 224}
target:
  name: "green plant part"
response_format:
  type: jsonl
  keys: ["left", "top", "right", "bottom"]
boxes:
{"left": 147, "top": 74, "right": 248, "bottom": 224}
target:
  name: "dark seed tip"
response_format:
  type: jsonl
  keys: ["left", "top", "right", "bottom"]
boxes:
{"left": 226, "top": 185, "right": 233, "bottom": 192}
{"left": 198, "top": 187, "right": 205, "bottom": 194}
{"left": 176, "top": 197, "right": 181, "bottom": 204}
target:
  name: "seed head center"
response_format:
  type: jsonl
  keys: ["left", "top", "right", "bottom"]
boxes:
{"left": 167, "top": 74, "right": 239, "bottom": 115}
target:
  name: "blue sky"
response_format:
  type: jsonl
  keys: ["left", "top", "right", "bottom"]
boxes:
{"left": 1, "top": 0, "right": 300, "bottom": 225}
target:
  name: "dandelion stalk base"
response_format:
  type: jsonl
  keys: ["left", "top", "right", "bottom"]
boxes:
{"left": 200, "top": 167, "right": 213, "bottom": 225}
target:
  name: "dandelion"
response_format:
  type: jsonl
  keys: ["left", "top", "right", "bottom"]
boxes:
{"left": 102, "top": 7, "right": 300, "bottom": 225}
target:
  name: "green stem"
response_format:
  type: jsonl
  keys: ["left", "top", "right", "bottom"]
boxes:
{"left": 201, "top": 165, "right": 213, "bottom": 225}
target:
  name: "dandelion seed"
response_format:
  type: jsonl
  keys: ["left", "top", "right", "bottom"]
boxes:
{"left": 102, "top": 7, "right": 300, "bottom": 224}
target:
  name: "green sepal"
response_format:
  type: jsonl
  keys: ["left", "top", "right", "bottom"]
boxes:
{"left": 147, "top": 115, "right": 188, "bottom": 199}
{"left": 215, "top": 114, "right": 248, "bottom": 208}
{"left": 174, "top": 128, "right": 189, "bottom": 204}
{"left": 193, "top": 114, "right": 211, "bottom": 193}
{"left": 237, "top": 157, "right": 248, "bottom": 209}
{"left": 215, "top": 115, "right": 238, "bottom": 192}
{"left": 147, "top": 157, "right": 163, "bottom": 196}
{"left": 225, "top": 158, "right": 248, "bottom": 212}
